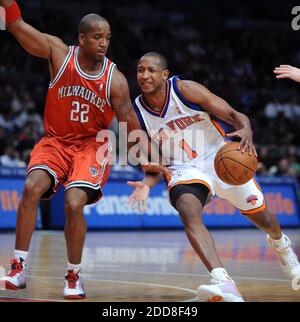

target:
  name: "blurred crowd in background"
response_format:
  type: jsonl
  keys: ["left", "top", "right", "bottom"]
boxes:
{"left": 0, "top": 0, "right": 300, "bottom": 180}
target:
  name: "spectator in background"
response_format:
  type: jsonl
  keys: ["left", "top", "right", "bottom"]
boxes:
{"left": 264, "top": 97, "right": 285, "bottom": 119}
{"left": 256, "top": 161, "right": 269, "bottom": 176}
{"left": 0, "top": 146, "right": 26, "bottom": 167}
{"left": 270, "top": 158, "right": 296, "bottom": 177}
{"left": 0, "top": 126, "right": 7, "bottom": 156}
{"left": 287, "top": 145, "right": 300, "bottom": 179}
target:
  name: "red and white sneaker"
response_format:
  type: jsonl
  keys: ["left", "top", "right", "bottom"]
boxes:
{"left": 0, "top": 258, "right": 27, "bottom": 290}
{"left": 64, "top": 270, "right": 86, "bottom": 299}
{"left": 197, "top": 268, "right": 244, "bottom": 302}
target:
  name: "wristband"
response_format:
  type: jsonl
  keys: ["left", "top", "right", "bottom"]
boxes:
{"left": 5, "top": 1, "right": 21, "bottom": 25}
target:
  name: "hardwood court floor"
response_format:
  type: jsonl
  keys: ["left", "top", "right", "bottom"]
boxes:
{"left": 0, "top": 229, "right": 300, "bottom": 302}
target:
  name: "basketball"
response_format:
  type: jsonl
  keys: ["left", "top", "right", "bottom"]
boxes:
{"left": 214, "top": 142, "right": 258, "bottom": 185}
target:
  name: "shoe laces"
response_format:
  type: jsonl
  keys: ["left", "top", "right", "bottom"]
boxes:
{"left": 273, "top": 237, "right": 299, "bottom": 269}
{"left": 210, "top": 277, "right": 234, "bottom": 285}
{"left": 8, "top": 259, "right": 24, "bottom": 277}
{"left": 278, "top": 247, "right": 299, "bottom": 269}
{"left": 65, "top": 271, "right": 80, "bottom": 289}
{"left": 209, "top": 269, "right": 234, "bottom": 285}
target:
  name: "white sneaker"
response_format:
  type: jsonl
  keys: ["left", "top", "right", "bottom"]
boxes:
{"left": 0, "top": 258, "right": 27, "bottom": 290}
{"left": 268, "top": 234, "right": 300, "bottom": 280}
{"left": 197, "top": 268, "right": 244, "bottom": 302}
{"left": 64, "top": 270, "right": 86, "bottom": 299}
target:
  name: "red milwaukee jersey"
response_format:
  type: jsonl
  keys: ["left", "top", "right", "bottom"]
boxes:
{"left": 44, "top": 46, "right": 116, "bottom": 145}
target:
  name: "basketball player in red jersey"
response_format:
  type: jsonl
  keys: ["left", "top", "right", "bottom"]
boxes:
{"left": 0, "top": 1, "right": 167, "bottom": 299}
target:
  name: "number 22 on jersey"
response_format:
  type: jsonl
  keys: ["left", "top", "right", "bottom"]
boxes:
{"left": 70, "top": 101, "right": 90, "bottom": 123}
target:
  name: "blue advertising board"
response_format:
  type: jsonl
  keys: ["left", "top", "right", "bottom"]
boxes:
{"left": 0, "top": 166, "right": 299, "bottom": 229}
{"left": 0, "top": 167, "right": 42, "bottom": 229}
{"left": 50, "top": 170, "right": 300, "bottom": 229}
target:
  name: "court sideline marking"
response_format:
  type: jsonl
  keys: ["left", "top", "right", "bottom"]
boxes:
{"left": 29, "top": 266, "right": 291, "bottom": 283}
{"left": 0, "top": 274, "right": 197, "bottom": 302}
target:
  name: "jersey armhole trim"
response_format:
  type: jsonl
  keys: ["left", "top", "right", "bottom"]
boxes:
{"left": 106, "top": 63, "right": 116, "bottom": 108}
{"left": 171, "top": 76, "right": 205, "bottom": 112}
{"left": 132, "top": 99, "right": 149, "bottom": 135}
{"left": 49, "top": 46, "right": 73, "bottom": 88}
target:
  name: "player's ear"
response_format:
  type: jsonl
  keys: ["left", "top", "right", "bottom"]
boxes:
{"left": 162, "top": 69, "right": 169, "bottom": 80}
{"left": 78, "top": 33, "right": 85, "bottom": 46}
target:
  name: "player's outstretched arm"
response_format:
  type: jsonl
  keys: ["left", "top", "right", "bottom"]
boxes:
{"left": 0, "top": 0, "right": 68, "bottom": 59}
{"left": 274, "top": 65, "right": 300, "bottom": 83}
{"left": 178, "top": 79, "right": 257, "bottom": 156}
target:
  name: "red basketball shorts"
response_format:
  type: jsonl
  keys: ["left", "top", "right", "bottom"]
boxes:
{"left": 26, "top": 136, "right": 111, "bottom": 204}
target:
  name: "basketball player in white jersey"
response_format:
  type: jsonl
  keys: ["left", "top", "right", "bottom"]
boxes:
{"left": 128, "top": 52, "right": 300, "bottom": 302}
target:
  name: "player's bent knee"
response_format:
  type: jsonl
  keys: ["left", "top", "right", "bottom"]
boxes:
{"left": 176, "top": 197, "right": 202, "bottom": 214}
{"left": 23, "top": 179, "right": 47, "bottom": 201}
{"left": 180, "top": 211, "right": 204, "bottom": 230}
{"left": 183, "top": 219, "right": 205, "bottom": 233}
{"left": 64, "top": 199, "right": 86, "bottom": 216}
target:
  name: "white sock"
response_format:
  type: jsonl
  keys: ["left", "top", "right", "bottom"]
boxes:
{"left": 210, "top": 267, "right": 232, "bottom": 282}
{"left": 68, "top": 262, "right": 82, "bottom": 274}
{"left": 14, "top": 250, "right": 28, "bottom": 262}
{"left": 270, "top": 233, "right": 288, "bottom": 249}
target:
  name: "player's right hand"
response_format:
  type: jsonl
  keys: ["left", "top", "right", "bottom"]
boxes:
{"left": 127, "top": 181, "right": 150, "bottom": 213}
{"left": 274, "top": 65, "right": 300, "bottom": 83}
{"left": 226, "top": 126, "right": 257, "bottom": 157}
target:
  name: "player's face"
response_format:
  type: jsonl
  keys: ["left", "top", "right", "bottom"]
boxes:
{"left": 79, "top": 21, "right": 111, "bottom": 61}
{"left": 137, "top": 57, "right": 168, "bottom": 94}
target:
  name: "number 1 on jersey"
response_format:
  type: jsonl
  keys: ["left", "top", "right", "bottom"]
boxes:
{"left": 179, "top": 139, "right": 198, "bottom": 160}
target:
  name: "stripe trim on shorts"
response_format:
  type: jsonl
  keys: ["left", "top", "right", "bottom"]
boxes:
{"left": 26, "top": 165, "right": 59, "bottom": 186}
{"left": 239, "top": 202, "right": 266, "bottom": 215}
{"left": 168, "top": 179, "right": 212, "bottom": 193}
{"left": 65, "top": 181, "right": 100, "bottom": 191}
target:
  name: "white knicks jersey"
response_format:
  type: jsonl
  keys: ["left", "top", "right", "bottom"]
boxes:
{"left": 133, "top": 76, "right": 234, "bottom": 168}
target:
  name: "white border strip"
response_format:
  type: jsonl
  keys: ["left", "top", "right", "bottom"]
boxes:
{"left": 98, "top": 152, "right": 109, "bottom": 187}
{"left": 26, "top": 165, "right": 59, "bottom": 186}
{"left": 105, "top": 63, "right": 116, "bottom": 107}
{"left": 49, "top": 46, "right": 73, "bottom": 88}
{"left": 65, "top": 181, "right": 100, "bottom": 191}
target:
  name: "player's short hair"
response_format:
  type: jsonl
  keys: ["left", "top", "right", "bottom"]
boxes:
{"left": 79, "top": 14, "right": 108, "bottom": 34}
{"left": 141, "top": 52, "right": 168, "bottom": 70}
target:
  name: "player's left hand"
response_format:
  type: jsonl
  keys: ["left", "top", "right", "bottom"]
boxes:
{"left": 226, "top": 127, "right": 257, "bottom": 157}
{"left": 127, "top": 181, "right": 150, "bottom": 212}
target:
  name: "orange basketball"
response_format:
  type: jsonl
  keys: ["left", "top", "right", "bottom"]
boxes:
{"left": 214, "top": 142, "right": 258, "bottom": 185}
